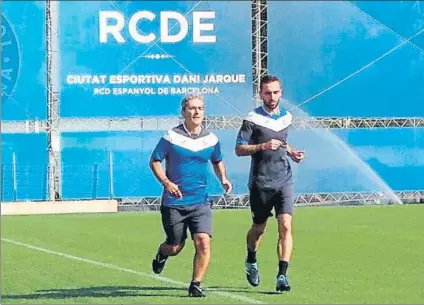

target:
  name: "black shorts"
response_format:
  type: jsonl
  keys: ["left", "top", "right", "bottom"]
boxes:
{"left": 249, "top": 183, "right": 294, "bottom": 224}
{"left": 160, "top": 202, "right": 212, "bottom": 245}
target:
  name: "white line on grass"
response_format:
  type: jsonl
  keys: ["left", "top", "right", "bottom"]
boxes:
{"left": 2, "top": 238, "right": 262, "bottom": 304}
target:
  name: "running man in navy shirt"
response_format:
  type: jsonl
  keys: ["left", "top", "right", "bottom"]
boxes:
{"left": 235, "top": 75, "right": 305, "bottom": 292}
{"left": 150, "top": 94, "right": 232, "bottom": 297}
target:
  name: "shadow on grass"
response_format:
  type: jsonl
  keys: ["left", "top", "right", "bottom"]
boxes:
{"left": 207, "top": 285, "right": 286, "bottom": 295}
{"left": 2, "top": 285, "right": 189, "bottom": 300}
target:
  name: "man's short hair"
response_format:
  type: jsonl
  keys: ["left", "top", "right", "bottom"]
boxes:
{"left": 259, "top": 75, "right": 282, "bottom": 91}
{"left": 180, "top": 94, "right": 204, "bottom": 112}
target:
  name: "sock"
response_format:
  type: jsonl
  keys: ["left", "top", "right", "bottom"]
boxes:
{"left": 278, "top": 260, "right": 289, "bottom": 276}
{"left": 246, "top": 248, "right": 257, "bottom": 264}
{"left": 156, "top": 248, "right": 168, "bottom": 261}
{"left": 190, "top": 280, "right": 201, "bottom": 287}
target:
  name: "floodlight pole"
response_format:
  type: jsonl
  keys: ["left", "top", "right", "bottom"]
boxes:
{"left": 46, "top": 0, "right": 62, "bottom": 201}
{"left": 252, "top": 0, "right": 268, "bottom": 107}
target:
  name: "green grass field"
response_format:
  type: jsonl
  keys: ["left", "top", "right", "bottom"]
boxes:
{"left": 2, "top": 204, "right": 424, "bottom": 304}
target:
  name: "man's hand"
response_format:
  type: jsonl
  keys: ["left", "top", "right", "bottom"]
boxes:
{"left": 289, "top": 150, "right": 305, "bottom": 163}
{"left": 164, "top": 181, "right": 183, "bottom": 198}
{"left": 261, "top": 139, "right": 286, "bottom": 151}
{"left": 221, "top": 177, "right": 233, "bottom": 194}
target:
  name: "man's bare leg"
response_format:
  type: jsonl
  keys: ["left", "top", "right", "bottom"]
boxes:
{"left": 277, "top": 213, "right": 293, "bottom": 268}
{"left": 152, "top": 242, "right": 185, "bottom": 274}
{"left": 245, "top": 222, "right": 267, "bottom": 287}
{"left": 192, "top": 233, "right": 211, "bottom": 282}
{"left": 188, "top": 233, "right": 210, "bottom": 297}
{"left": 276, "top": 213, "right": 293, "bottom": 292}
{"left": 246, "top": 222, "right": 267, "bottom": 259}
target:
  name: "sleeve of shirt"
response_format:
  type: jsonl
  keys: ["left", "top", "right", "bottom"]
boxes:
{"left": 211, "top": 141, "right": 223, "bottom": 164}
{"left": 236, "top": 120, "right": 254, "bottom": 145}
{"left": 151, "top": 136, "right": 171, "bottom": 162}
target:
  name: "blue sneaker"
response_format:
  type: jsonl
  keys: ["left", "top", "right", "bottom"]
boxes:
{"left": 245, "top": 261, "right": 260, "bottom": 287}
{"left": 276, "top": 274, "right": 291, "bottom": 292}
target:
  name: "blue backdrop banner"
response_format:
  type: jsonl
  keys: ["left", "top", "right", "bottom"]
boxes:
{"left": 1, "top": 1, "right": 47, "bottom": 121}
{"left": 1, "top": 134, "right": 48, "bottom": 201}
{"left": 268, "top": 1, "right": 424, "bottom": 117}
{"left": 59, "top": 1, "right": 252, "bottom": 118}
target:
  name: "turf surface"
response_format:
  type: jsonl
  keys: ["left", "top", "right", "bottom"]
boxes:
{"left": 2, "top": 204, "right": 424, "bottom": 303}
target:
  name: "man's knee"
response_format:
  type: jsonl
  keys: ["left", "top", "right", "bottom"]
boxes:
{"left": 251, "top": 222, "right": 267, "bottom": 236}
{"left": 278, "top": 214, "right": 292, "bottom": 236}
{"left": 162, "top": 241, "right": 185, "bottom": 256}
{"left": 193, "top": 233, "right": 211, "bottom": 254}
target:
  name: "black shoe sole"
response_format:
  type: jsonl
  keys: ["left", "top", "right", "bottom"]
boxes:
{"left": 276, "top": 286, "right": 291, "bottom": 293}
{"left": 246, "top": 275, "right": 260, "bottom": 287}
{"left": 188, "top": 285, "right": 206, "bottom": 297}
{"left": 188, "top": 293, "right": 206, "bottom": 297}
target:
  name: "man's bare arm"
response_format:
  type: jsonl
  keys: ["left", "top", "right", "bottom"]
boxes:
{"left": 235, "top": 143, "right": 263, "bottom": 157}
{"left": 235, "top": 139, "right": 284, "bottom": 156}
{"left": 212, "top": 161, "right": 232, "bottom": 193}
{"left": 150, "top": 158, "right": 182, "bottom": 198}
{"left": 286, "top": 143, "right": 305, "bottom": 163}
{"left": 286, "top": 143, "right": 294, "bottom": 156}
{"left": 212, "top": 161, "right": 228, "bottom": 181}
{"left": 149, "top": 159, "right": 171, "bottom": 186}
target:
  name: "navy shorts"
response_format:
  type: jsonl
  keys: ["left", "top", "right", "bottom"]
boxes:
{"left": 160, "top": 202, "right": 212, "bottom": 245}
{"left": 249, "top": 183, "right": 294, "bottom": 224}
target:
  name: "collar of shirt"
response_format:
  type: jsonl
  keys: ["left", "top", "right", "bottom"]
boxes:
{"left": 261, "top": 105, "right": 280, "bottom": 116}
{"left": 260, "top": 105, "right": 287, "bottom": 119}
{"left": 182, "top": 122, "right": 202, "bottom": 137}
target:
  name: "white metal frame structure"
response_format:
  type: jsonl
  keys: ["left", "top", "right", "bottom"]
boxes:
{"left": 3, "top": 117, "right": 424, "bottom": 134}
{"left": 1, "top": 0, "right": 423, "bottom": 206}
{"left": 118, "top": 190, "right": 424, "bottom": 211}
